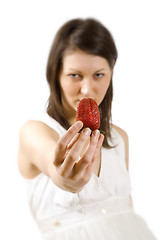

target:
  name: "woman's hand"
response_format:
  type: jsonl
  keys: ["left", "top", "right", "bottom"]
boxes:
{"left": 48, "top": 121, "right": 104, "bottom": 193}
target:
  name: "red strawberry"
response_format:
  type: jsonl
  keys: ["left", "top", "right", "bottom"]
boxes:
{"left": 76, "top": 98, "right": 100, "bottom": 131}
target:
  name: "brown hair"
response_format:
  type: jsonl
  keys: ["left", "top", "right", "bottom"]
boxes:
{"left": 46, "top": 18, "right": 118, "bottom": 148}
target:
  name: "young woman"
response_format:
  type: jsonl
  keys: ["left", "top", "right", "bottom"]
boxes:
{"left": 18, "top": 18, "right": 156, "bottom": 240}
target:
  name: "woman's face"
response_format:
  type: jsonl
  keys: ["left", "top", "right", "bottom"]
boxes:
{"left": 59, "top": 50, "right": 113, "bottom": 123}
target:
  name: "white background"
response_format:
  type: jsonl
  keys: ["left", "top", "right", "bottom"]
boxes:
{"left": 0, "top": 0, "right": 159, "bottom": 239}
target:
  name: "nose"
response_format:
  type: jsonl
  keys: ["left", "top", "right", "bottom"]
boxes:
{"left": 80, "top": 78, "right": 92, "bottom": 96}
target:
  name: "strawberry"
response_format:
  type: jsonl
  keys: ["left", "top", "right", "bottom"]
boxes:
{"left": 76, "top": 98, "right": 100, "bottom": 131}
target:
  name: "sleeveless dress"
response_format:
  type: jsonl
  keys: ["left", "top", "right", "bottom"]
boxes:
{"left": 25, "top": 112, "right": 156, "bottom": 240}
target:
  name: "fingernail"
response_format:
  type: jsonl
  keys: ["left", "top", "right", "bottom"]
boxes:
{"left": 74, "top": 121, "right": 83, "bottom": 129}
{"left": 99, "top": 134, "right": 104, "bottom": 144}
{"left": 82, "top": 128, "right": 91, "bottom": 136}
{"left": 93, "top": 130, "right": 100, "bottom": 138}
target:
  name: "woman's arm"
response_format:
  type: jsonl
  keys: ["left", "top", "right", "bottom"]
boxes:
{"left": 18, "top": 120, "right": 59, "bottom": 179}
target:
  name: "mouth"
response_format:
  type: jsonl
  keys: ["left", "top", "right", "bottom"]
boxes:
{"left": 78, "top": 97, "right": 96, "bottom": 101}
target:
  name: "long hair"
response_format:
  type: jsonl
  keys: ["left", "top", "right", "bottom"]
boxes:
{"left": 46, "top": 18, "right": 118, "bottom": 148}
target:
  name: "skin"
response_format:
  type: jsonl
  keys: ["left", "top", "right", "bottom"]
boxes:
{"left": 59, "top": 50, "right": 112, "bottom": 125}
{"left": 18, "top": 50, "right": 129, "bottom": 194}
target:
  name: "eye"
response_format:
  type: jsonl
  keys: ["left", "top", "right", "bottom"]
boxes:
{"left": 69, "top": 74, "right": 81, "bottom": 78}
{"left": 95, "top": 73, "right": 104, "bottom": 78}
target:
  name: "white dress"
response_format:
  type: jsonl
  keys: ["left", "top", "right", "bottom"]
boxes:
{"left": 25, "top": 113, "right": 156, "bottom": 240}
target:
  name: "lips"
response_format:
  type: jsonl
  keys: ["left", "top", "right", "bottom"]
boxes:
{"left": 78, "top": 97, "right": 96, "bottom": 102}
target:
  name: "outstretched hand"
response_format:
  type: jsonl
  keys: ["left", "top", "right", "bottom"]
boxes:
{"left": 48, "top": 121, "right": 104, "bottom": 193}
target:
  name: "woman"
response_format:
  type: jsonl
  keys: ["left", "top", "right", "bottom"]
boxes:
{"left": 18, "top": 18, "right": 156, "bottom": 239}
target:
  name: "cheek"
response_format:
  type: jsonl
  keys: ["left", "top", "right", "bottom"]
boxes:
{"left": 60, "top": 80, "right": 70, "bottom": 95}
{"left": 98, "top": 78, "right": 110, "bottom": 93}
{"left": 61, "top": 82, "right": 77, "bottom": 101}
{"left": 97, "top": 79, "right": 111, "bottom": 102}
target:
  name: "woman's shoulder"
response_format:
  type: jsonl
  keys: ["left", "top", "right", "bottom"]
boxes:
{"left": 110, "top": 123, "right": 129, "bottom": 170}
{"left": 19, "top": 119, "right": 60, "bottom": 142}
{"left": 19, "top": 110, "right": 65, "bottom": 141}
{"left": 110, "top": 123, "right": 128, "bottom": 143}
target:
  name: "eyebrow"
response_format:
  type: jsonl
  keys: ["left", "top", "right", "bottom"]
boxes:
{"left": 68, "top": 68, "right": 107, "bottom": 73}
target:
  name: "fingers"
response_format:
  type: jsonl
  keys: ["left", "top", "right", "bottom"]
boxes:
{"left": 60, "top": 128, "right": 91, "bottom": 175}
{"left": 54, "top": 121, "right": 104, "bottom": 183}
{"left": 53, "top": 121, "right": 83, "bottom": 166}
{"left": 92, "top": 133, "right": 104, "bottom": 159}
{"left": 67, "top": 132, "right": 80, "bottom": 150}
{"left": 73, "top": 131, "right": 104, "bottom": 176}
